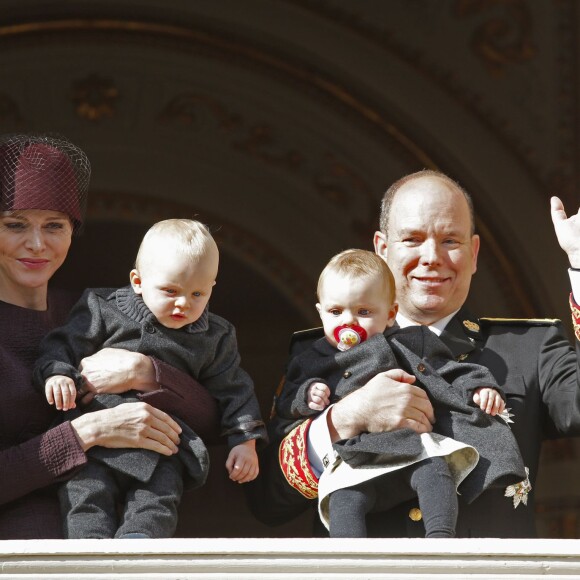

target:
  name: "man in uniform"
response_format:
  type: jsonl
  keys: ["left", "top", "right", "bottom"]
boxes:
{"left": 250, "top": 169, "right": 580, "bottom": 538}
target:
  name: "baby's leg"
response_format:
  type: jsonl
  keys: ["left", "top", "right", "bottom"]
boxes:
{"left": 116, "top": 455, "right": 184, "bottom": 538}
{"left": 328, "top": 481, "right": 377, "bottom": 538}
{"left": 60, "top": 461, "right": 120, "bottom": 539}
{"left": 409, "top": 457, "right": 457, "bottom": 538}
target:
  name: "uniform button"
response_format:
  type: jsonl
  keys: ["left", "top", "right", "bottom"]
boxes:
{"left": 144, "top": 323, "right": 155, "bottom": 333}
{"left": 408, "top": 507, "right": 422, "bottom": 521}
{"left": 417, "top": 363, "right": 426, "bottom": 373}
{"left": 343, "top": 371, "right": 352, "bottom": 378}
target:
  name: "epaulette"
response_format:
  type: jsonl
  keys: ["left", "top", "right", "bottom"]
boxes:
{"left": 479, "top": 317, "right": 560, "bottom": 326}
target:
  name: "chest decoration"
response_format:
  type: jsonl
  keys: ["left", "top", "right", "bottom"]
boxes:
{"left": 333, "top": 324, "right": 367, "bottom": 351}
{"left": 504, "top": 467, "right": 531, "bottom": 508}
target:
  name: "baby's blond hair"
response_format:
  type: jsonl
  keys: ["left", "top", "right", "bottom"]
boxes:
{"left": 135, "top": 219, "right": 218, "bottom": 272}
{"left": 317, "top": 249, "right": 396, "bottom": 303}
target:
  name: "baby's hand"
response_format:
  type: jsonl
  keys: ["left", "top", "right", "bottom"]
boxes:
{"left": 45, "top": 375, "right": 77, "bottom": 411}
{"left": 225, "top": 439, "right": 259, "bottom": 483}
{"left": 473, "top": 387, "right": 505, "bottom": 416}
{"left": 307, "top": 381, "right": 331, "bottom": 411}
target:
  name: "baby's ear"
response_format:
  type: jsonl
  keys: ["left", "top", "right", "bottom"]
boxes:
{"left": 315, "top": 303, "right": 322, "bottom": 317}
{"left": 389, "top": 302, "right": 399, "bottom": 324}
{"left": 129, "top": 269, "right": 143, "bottom": 294}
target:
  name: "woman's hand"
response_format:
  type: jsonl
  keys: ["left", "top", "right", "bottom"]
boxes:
{"left": 70, "top": 402, "right": 181, "bottom": 455}
{"left": 79, "top": 348, "right": 159, "bottom": 395}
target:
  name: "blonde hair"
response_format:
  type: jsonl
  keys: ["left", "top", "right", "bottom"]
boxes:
{"left": 317, "top": 249, "right": 396, "bottom": 302}
{"left": 135, "top": 218, "right": 218, "bottom": 271}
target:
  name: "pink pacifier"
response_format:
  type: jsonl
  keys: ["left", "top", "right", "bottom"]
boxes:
{"left": 333, "top": 324, "right": 367, "bottom": 351}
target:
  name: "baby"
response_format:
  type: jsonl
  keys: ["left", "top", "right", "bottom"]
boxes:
{"left": 35, "top": 219, "right": 266, "bottom": 538}
{"left": 276, "top": 249, "right": 527, "bottom": 537}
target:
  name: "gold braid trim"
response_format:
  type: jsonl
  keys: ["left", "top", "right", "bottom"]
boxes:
{"left": 278, "top": 420, "right": 319, "bottom": 499}
{"left": 571, "top": 294, "right": 580, "bottom": 342}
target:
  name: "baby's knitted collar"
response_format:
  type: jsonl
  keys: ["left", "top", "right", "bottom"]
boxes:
{"left": 115, "top": 286, "right": 210, "bottom": 333}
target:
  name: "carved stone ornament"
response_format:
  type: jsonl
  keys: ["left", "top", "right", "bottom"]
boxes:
{"left": 72, "top": 74, "right": 119, "bottom": 121}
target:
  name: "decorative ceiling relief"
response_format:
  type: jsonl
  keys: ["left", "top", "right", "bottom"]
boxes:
{"left": 289, "top": 0, "right": 578, "bottom": 198}
{"left": 159, "top": 91, "right": 373, "bottom": 239}
{"left": 159, "top": 92, "right": 303, "bottom": 170}
{"left": 158, "top": 93, "right": 240, "bottom": 132}
{"left": 233, "top": 124, "right": 303, "bottom": 171}
{"left": 72, "top": 73, "right": 119, "bottom": 121}
{"left": 453, "top": 0, "right": 536, "bottom": 77}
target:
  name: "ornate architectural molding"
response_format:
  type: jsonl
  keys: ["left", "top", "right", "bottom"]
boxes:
{"left": 158, "top": 93, "right": 240, "bottom": 132}
{"left": 453, "top": 0, "right": 535, "bottom": 77}
{"left": 0, "top": 18, "right": 436, "bottom": 169}
{"left": 233, "top": 124, "right": 303, "bottom": 171}
{"left": 72, "top": 73, "right": 119, "bottom": 121}
{"left": 286, "top": 0, "right": 578, "bottom": 198}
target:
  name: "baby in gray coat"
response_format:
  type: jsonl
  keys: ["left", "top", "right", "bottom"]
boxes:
{"left": 276, "top": 249, "right": 526, "bottom": 538}
{"left": 36, "top": 219, "right": 265, "bottom": 538}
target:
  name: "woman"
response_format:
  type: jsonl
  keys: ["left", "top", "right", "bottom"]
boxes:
{"left": 0, "top": 133, "right": 219, "bottom": 539}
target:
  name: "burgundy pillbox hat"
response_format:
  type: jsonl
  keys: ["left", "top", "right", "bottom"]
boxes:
{"left": 0, "top": 133, "right": 90, "bottom": 234}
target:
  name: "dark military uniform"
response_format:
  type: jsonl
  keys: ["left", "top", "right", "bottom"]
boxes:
{"left": 248, "top": 300, "right": 580, "bottom": 538}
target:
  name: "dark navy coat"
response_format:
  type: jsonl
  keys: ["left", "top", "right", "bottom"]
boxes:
{"left": 249, "top": 307, "right": 580, "bottom": 538}
{"left": 276, "top": 324, "right": 526, "bottom": 504}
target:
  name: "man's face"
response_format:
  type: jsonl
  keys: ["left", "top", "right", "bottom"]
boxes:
{"left": 374, "top": 176, "right": 480, "bottom": 325}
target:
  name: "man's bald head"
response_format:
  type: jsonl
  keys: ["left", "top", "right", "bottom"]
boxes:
{"left": 379, "top": 169, "right": 475, "bottom": 238}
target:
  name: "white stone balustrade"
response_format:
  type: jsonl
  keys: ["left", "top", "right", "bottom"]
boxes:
{"left": 1, "top": 538, "right": 580, "bottom": 578}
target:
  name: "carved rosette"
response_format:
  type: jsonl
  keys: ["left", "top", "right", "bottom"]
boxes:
{"left": 72, "top": 74, "right": 119, "bottom": 121}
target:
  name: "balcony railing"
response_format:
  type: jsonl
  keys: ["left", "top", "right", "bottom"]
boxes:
{"left": 1, "top": 538, "right": 580, "bottom": 578}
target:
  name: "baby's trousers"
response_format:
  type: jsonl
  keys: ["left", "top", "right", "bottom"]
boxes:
{"left": 59, "top": 454, "right": 184, "bottom": 539}
{"left": 328, "top": 456, "right": 458, "bottom": 538}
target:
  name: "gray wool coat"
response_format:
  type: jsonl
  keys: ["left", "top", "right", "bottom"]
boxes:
{"left": 276, "top": 324, "right": 526, "bottom": 504}
{"left": 34, "top": 286, "right": 266, "bottom": 487}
